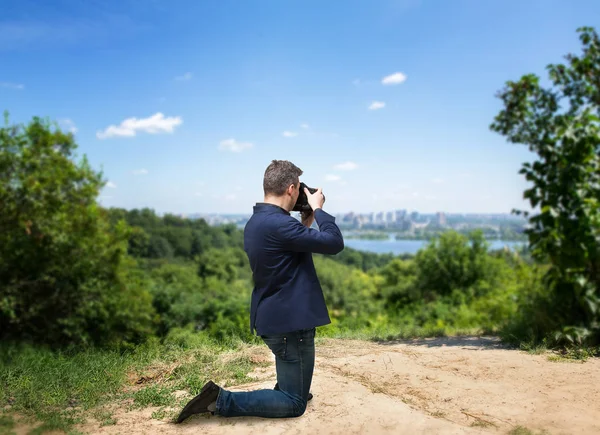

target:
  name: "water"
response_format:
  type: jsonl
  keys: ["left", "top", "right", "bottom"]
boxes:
{"left": 343, "top": 237, "right": 524, "bottom": 256}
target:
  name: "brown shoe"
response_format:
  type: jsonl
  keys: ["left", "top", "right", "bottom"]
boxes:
{"left": 176, "top": 380, "right": 220, "bottom": 423}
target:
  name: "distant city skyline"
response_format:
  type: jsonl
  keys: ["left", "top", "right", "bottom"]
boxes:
{"left": 2, "top": 0, "right": 596, "bottom": 215}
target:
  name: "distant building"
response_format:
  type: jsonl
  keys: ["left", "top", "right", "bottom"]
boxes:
{"left": 395, "top": 209, "right": 406, "bottom": 222}
{"left": 436, "top": 212, "right": 447, "bottom": 226}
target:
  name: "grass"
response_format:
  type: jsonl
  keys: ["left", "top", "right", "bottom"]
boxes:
{"left": 0, "top": 328, "right": 267, "bottom": 433}
{"left": 0, "top": 414, "right": 15, "bottom": 435}
{"left": 318, "top": 323, "right": 484, "bottom": 342}
{"left": 507, "top": 426, "right": 549, "bottom": 435}
{"left": 546, "top": 346, "right": 598, "bottom": 363}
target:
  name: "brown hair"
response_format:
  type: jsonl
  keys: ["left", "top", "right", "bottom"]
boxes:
{"left": 263, "top": 160, "right": 303, "bottom": 196}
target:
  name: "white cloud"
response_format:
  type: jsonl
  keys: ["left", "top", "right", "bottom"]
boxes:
{"left": 132, "top": 169, "right": 148, "bottom": 175}
{"left": 282, "top": 131, "right": 298, "bottom": 138}
{"left": 105, "top": 181, "right": 117, "bottom": 188}
{"left": 224, "top": 194, "right": 237, "bottom": 201}
{"left": 219, "top": 138, "right": 253, "bottom": 153}
{"left": 175, "top": 72, "right": 192, "bottom": 81}
{"left": 368, "top": 101, "right": 386, "bottom": 110}
{"left": 334, "top": 161, "right": 358, "bottom": 171}
{"left": 382, "top": 72, "right": 407, "bottom": 85}
{"left": 0, "top": 82, "right": 24, "bottom": 90}
{"left": 300, "top": 123, "right": 310, "bottom": 129}
{"left": 325, "top": 174, "right": 341, "bottom": 182}
{"left": 431, "top": 177, "right": 444, "bottom": 184}
{"left": 195, "top": 192, "right": 203, "bottom": 197}
{"left": 96, "top": 112, "right": 182, "bottom": 139}
{"left": 59, "top": 118, "right": 78, "bottom": 133}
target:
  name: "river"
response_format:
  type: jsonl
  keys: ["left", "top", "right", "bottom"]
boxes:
{"left": 343, "top": 237, "right": 524, "bottom": 255}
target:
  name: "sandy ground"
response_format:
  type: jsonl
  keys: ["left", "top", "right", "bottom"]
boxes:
{"left": 72, "top": 336, "right": 599, "bottom": 435}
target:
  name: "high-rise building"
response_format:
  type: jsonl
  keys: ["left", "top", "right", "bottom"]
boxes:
{"left": 436, "top": 212, "right": 447, "bottom": 226}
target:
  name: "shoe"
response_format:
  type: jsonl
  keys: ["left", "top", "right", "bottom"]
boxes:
{"left": 274, "top": 382, "right": 313, "bottom": 401}
{"left": 176, "top": 380, "right": 220, "bottom": 424}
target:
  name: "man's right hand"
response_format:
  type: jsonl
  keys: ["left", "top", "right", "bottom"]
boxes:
{"left": 305, "top": 187, "right": 325, "bottom": 211}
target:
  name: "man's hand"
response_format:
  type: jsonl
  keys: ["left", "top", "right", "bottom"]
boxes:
{"left": 305, "top": 187, "right": 325, "bottom": 211}
{"left": 301, "top": 210, "right": 315, "bottom": 228}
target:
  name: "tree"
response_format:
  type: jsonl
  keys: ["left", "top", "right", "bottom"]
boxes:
{"left": 490, "top": 27, "right": 600, "bottom": 345}
{"left": 0, "top": 114, "right": 155, "bottom": 347}
{"left": 414, "top": 231, "right": 490, "bottom": 299}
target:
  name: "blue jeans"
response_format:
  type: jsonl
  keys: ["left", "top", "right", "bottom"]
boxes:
{"left": 215, "top": 328, "right": 316, "bottom": 418}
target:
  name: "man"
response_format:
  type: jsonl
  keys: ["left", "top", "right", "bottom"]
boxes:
{"left": 176, "top": 160, "right": 344, "bottom": 422}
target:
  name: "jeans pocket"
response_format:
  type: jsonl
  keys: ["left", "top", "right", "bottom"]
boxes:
{"left": 262, "top": 335, "right": 287, "bottom": 359}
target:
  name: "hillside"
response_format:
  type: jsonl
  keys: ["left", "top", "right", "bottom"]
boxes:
{"left": 9, "top": 336, "right": 595, "bottom": 435}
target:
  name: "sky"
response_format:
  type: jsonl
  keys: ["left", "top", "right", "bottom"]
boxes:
{"left": 1, "top": 0, "right": 598, "bottom": 215}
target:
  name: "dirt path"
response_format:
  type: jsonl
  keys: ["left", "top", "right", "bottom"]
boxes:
{"left": 77, "top": 337, "right": 600, "bottom": 435}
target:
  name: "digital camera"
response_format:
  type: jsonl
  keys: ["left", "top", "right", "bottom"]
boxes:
{"left": 293, "top": 182, "right": 324, "bottom": 212}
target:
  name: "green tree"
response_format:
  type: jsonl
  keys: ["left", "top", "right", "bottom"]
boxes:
{"left": 490, "top": 27, "right": 600, "bottom": 345}
{"left": 414, "top": 231, "right": 490, "bottom": 299}
{"left": 0, "top": 115, "right": 155, "bottom": 347}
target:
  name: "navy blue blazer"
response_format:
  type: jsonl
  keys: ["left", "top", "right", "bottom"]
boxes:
{"left": 243, "top": 203, "right": 344, "bottom": 336}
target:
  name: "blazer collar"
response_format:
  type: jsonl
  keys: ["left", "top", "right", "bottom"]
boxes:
{"left": 254, "top": 202, "right": 290, "bottom": 215}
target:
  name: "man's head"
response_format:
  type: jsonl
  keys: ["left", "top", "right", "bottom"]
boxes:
{"left": 263, "top": 160, "right": 303, "bottom": 211}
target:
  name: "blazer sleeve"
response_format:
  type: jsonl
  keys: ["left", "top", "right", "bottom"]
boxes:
{"left": 277, "top": 209, "right": 344, "bottom": 255}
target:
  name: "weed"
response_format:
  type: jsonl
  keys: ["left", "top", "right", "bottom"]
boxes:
{"left": 507, "top": 426, "right": 549, "bottom": 435}
{"left": 93, "top": 409, "right": 116, "bottom": 427}
{"left": 471, "top": 420, "right": 494, "bottom": 428}
{"left": 151, "top": 408, "right": 169, "bottom": 420}
{"left": 132, "top": 385, "right": 175, "bottom": 408}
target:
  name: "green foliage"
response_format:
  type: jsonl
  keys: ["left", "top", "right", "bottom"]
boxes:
{"left": 107, "top": 207, "right": 243, "bottom": 260}
{"left": 414, "top": 231, "right": 490, "bottom": 298}
{"left": 0, "top": 114, "right": 154, "bottom": 347}
{"left": 490, "top": 27, "right": 600, "bottom": 345}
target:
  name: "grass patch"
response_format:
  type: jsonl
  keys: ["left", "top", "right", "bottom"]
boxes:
{"left": 151, "top": 408, "right": 170, "bottom": 420}
{"left": 547, "top": 346, "right": 598, "bottom": 363}
{"left": 507, "top": 426, "right": 549, "bottom": 435}
{"left": 317, "top": 323, "right": 483, "bottom": 342}
{"left": 0, "top": 328, "right": 266, "bottom": 433}
{"left": 131, "top": 385, "right": 175, "bottom": 408}
{"left": 519, "top": 339, "right": 548, "bottom": 355}
{"left": 471, "top": 420, "right": 495, "bottom": 428}
{"left": 93, "top": 409, "right": 117, "bottom": 427}
{"left": 0, "top": 414, "right": 15, "bottom": 434}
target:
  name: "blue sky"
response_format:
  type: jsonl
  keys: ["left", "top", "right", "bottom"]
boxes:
{"left": 1, "top": 0, "right": 597, "bottom": 215}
